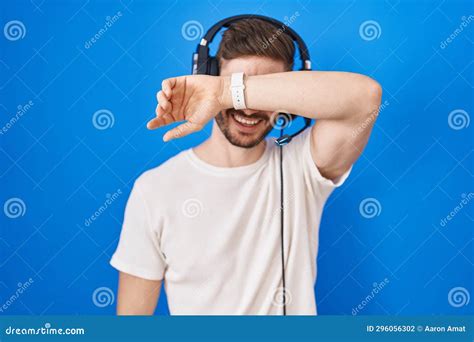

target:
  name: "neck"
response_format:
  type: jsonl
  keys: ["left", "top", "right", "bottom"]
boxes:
{"left": 193, "top": 122, "right": 266, "bottom": 168}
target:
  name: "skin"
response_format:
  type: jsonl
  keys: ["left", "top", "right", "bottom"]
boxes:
{"left": 116, "top": 272, "right": 161, "bottom": 315}
{"left": 117, "top": 56, "right": 382, "bottom": 315}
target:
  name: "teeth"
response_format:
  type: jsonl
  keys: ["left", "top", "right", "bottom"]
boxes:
{"left": 233, "top": 114, "right": 261, "bottom": 126}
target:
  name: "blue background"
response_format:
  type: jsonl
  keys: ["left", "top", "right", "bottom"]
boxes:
{"left": 0, "top": 0, "right": 472, "bottom": 316}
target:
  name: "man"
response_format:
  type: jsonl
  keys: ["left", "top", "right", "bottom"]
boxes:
{"left": 110, "top": 18, "right": 382, "bottom": 315}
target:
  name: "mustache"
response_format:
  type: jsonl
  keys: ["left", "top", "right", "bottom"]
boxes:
{"left": 225, "top": 109, "right": 270, "bottom": 121}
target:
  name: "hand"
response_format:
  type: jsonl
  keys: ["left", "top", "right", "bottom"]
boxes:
{"left": 147, "top": 75, "right": 229, "bottom": 141}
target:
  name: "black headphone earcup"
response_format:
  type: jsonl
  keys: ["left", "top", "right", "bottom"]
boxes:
{"left": 208, "top": 57, "right": 219, "bottom": 76}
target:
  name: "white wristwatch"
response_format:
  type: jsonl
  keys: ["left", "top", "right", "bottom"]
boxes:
{"left": 230, "top": 72, "right": 247, "bottom": 110}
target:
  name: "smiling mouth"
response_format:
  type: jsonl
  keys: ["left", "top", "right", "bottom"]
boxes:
{"left": 231, "top": 113, "right": 264, "bottom": 127}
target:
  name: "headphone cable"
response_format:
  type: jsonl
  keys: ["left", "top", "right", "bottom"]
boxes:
{"left": 279, "top": 129, "right": 287, "bottom": 316}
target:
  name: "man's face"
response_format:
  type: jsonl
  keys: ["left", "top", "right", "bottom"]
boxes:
{"left": 216, "top": 56, "right": 287, "bottom": 148}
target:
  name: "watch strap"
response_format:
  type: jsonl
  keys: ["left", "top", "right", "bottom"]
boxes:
{"left": 230, "top": 72, "right": 246, "bottom": 110}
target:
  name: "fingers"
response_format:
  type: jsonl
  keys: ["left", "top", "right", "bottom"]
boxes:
{"left": 163, "top": 120, "right": 202, "bottom": 142}
{"left": 152, "top": 78, "right": 175, "bottom": 122}
{"left": 156, "top": 90, "right": 171, "bottom": 114}
{"left": 146, "top": 117, "right": 163, "bottom": 130}
{"left": 149, "top": 78, "right": 174, "bottom": 130}
{"left": 155, "top": 103, "right": 166, "bottom": 117}
{"left": 149, "top": 77, "right": 201, "bottom": 139}
{"left": 161, "top": 78, "right": 175, "bottom": 98}
{"left": 148, "top": 89, "right": 175, "bottom": 130}
{"left": 147, "top": 113, "right": 174, "bottom": 130}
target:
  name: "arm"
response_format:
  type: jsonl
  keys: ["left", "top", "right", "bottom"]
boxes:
{"left": 116, "top": 271, "right": 161, "bottom": 315}
{"left": 221, "top": 72, "right": 382, "bottom": 180}
{"left": 148, "top": 71, "right": 382, "bottom": 179}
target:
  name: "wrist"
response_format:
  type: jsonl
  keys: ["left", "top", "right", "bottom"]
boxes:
{"left": 218, "top": 75, "right": 233, "bottom": 109}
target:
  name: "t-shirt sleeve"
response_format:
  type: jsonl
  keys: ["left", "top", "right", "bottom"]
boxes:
{"left": 110, "top": 180, "right": 166, "bottom": 281}
{"left": 287, "top": 129, "right": 352, "bottom": 198}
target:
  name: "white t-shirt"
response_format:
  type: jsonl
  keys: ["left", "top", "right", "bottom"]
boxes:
{"left": 110, "top": 130, "right": 351, "bottom": 315}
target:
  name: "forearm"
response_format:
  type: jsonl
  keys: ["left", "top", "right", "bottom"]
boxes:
{"left": 220, "top": 71, "right": 381, "bottom": 120}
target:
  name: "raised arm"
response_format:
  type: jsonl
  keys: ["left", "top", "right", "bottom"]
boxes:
{"left": 219, "top": 71, "right": 382, "bottom": 180}
{"left": 222, "top": 71, "right": 381, "bottom": 121}
{"left": 148, "top": 71, "right": 382, "bottom": 180}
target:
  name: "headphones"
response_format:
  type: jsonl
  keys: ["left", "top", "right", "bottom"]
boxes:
{"left": 191, "top": 14, "right": 312, "bottom": 146}
{"left": 191, "top": 14, "right": 313, "bottom": 315}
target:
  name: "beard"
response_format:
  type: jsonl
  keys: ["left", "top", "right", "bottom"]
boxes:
{"left": 215, "top": 109, "right": 274, "bottom": 148}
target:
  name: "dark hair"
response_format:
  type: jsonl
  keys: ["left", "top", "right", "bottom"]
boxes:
{"left": 216, "top": 19, "right": 295, "bottom": 71}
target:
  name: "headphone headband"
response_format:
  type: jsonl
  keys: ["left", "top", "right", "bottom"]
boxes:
{"left": 192, "top": 14, "right": 311, "bottom": 75}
